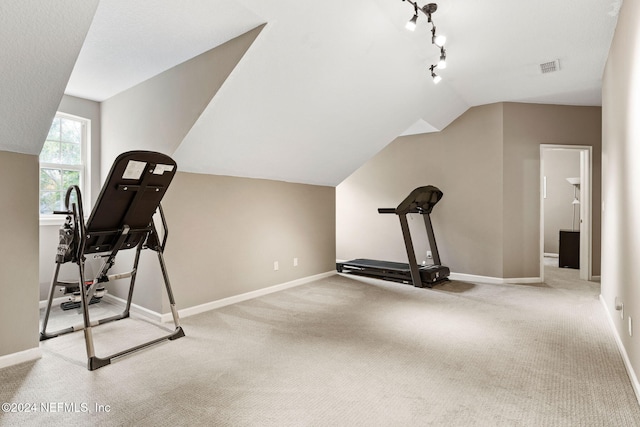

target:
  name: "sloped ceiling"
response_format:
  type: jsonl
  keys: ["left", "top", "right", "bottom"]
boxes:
{"left": 65, "top": 0, "right": 265, "bottom": 102}
{"left": 0, "top": 0, "right": 99, "bottom": 155}
{"left": 100, "top": 25, "right": 266, "bottom": 176}
{"left": 173, "top": 1, "right": 468, "bottom": 185}
{"left": 1, "top": 0, "right": 621, "bottom": 185}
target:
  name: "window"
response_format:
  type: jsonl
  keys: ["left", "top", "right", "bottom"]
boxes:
{"left": 39, "top": 113, "right": 89, "bottom": 216}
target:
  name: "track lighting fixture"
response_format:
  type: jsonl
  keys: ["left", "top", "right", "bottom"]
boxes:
{"left": 406, "top": 3, "right": 418, "bottom": 31}
{"left": 430, "top": 65, "right": 441, "bottom": 84}
{"left": 402, "top": 1, "right": 449, "bottom": 83}
{"left": 437, "top": 47, "right": 446, "bottom": 69}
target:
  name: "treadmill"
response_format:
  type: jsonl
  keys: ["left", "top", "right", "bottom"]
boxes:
{"left": 337, "top": 186, "right": 450, "bottom": 288}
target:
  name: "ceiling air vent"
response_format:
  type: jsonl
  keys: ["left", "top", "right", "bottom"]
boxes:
{"left": 540, "top": 60, "right": 560, "bottom": 74}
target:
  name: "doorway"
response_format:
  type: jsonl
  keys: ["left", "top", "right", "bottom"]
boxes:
{"left": 540, "top": 145, "right": 593, "bottom": 282}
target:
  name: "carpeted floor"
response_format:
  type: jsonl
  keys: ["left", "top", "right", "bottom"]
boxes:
{"left": 1, "top": 262, "right": 639, "bottom": 426}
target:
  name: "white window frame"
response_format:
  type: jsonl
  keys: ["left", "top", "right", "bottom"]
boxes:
{"left": 39, "top": 112, "right": 91, "bottom": 225}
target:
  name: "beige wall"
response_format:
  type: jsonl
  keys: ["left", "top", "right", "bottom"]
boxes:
{"left": 502, "top": 103, "right": 602, "bottom": 278}
{"left": 601, "top": 0, "right": 640, "bottom": 382}
{"left": 337, "top": 103, "right": 505, "bottom": 278}
{"left": 337, "top": 102, "right": 602, "bottom": 280}
{"left": 93, "top": 172, "right": 336, "bottom": 314}
{"left": 0, "top": 151, "right": 39, "bottom": 357}
{"left": 160, "top": 172, "right": 336, "bottom": 311}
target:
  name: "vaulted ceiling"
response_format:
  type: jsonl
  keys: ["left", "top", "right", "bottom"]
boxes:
{"left": 0, "top": 0, "right": 621, "bottom": 185}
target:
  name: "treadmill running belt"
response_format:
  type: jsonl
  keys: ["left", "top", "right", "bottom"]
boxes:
{"left": 340, "top": 259, "right": 410, "bottom": 272}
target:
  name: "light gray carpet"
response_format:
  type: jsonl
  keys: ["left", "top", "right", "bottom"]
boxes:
{"left": 1, "top": 263, "right": 639, "bottom": 426}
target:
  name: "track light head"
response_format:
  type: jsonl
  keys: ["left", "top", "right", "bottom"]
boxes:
{"left": 433, "top": 34, "right": 446, "bottom": 47}
{"left": 430, "top": 65, "right": 441, "bottom": 84}
{"left": 437, "top": 47, "right": 447, "bottom": 69}
{"left": 431, "top": 26, "right": 446, "bottom": 47}
{"left": 406, "top": 14, "right": 418, "bottom": 31}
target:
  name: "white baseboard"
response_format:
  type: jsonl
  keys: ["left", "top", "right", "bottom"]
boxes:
{"left": 544, "top": 253, "right": 559, "bottom": 258}
{"left": 104, "top": 271, "right": 337, "bottom": 323}
{"left": 102, "top": 293, "right": 165, "bottom": 323}
{"left": 38, "top": 295, "right": 70, "bottom": 309}
{"left": 449, "top": 272, "right": 542, "bottom": 285}
{"left": 600, "top": 294, "right": 640, "bottom": 406}
{"left": 46, "top": 270, "right": 541, "bottom": 325}
{"left": 338, "top": 271, "right": 541, "bottom": 286}
{"left": 178, "top": 271, "right": 336, "bottom": 320}
{"left": 0, "top": 348, "right": 42, "bottom": 370}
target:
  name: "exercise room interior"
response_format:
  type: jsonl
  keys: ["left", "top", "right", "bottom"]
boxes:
{"left": 2, "top": 0, "right": 640, "bottom": 425}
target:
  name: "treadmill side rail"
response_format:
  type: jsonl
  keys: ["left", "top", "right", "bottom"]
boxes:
{"left": 337, "top": 259, "right": 449, "bottom": 288}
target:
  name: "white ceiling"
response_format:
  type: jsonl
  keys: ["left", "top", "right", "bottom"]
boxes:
{"left": 3, "top": 0, "right": 621, "bottom": 185}
{"left": 66, "top": 0, "right": 265, "bottom": 102}
{"left": 0, "top": 0, "right": 99, "bottom": 155}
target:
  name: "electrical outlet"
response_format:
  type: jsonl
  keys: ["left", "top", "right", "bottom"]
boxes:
{"left": 629, "top": 316, "right": 633, "bottom": 337}
{"left": 427, "top": 251, "right": 433, "bottom": 259}
{"left": 293, "top": 257, "right": 298, "bottom": 267}
{"left": 274, "top": 261, "right": 279, "bottom": 271}
{"left": 616, "top": 298, "right": 624, "bottom": 319}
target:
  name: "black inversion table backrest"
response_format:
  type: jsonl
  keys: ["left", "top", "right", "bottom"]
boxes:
{"left": 84, "top": 151, "right": 177, "bottom": 254}
{"left": 395, "top": 185, "right": 443, "bottom": 215}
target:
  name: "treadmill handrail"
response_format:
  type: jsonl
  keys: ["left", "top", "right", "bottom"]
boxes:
{"left": 377, "top": 208, "right": 396, "bottom": 214}
{"left": 395, "top": 185, "right": 443, "bottom": 215}
{"left": 377, "top": 186, "right": 443, "bottom": 216}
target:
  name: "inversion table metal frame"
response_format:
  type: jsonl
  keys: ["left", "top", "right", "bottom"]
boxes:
{"left": 40, "top": 151, "right": 185, "bottom": 370}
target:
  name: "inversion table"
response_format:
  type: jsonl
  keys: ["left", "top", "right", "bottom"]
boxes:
{"left": 40, "top": 151, "right": 185, "bottom": 370}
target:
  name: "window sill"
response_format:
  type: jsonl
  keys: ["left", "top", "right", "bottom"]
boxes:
{"left": 40, "top": 214, "right": 90, "bottom": 227}
{"left": 39, "top": 216, "right": 66, "bottom": 226}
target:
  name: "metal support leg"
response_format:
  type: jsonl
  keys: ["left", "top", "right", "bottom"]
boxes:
{"left": 398, "top": 214, "right": 424, "bottom": 288}
{"left": 76, "top": 257, "right": 103, "bottom": 370}
{"left": 123, "top": 243, "right": 143, "bottom": 317}
{"left": 157, "top": 250, "right": 185, "bottom": 338}
{"left": 40, "top": 264, "right": 62, "bottom": 339}
{"left": 423, "top": 213, "right": 441, "bottom": 266}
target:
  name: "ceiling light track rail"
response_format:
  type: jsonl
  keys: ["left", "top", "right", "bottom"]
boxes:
{"left": 401, "top": 0, "right": 447, "bottom": 84}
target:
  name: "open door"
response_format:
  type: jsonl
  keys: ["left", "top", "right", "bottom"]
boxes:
{"left": 579, "top": 149, "right": 592, "bottom": 280}
{"left": 540, "top": 145, "right": 593, "bottom": 282}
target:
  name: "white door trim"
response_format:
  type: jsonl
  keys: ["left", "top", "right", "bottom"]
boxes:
{"left": 540, "top": 144, "right": 593, "bottom": 282}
